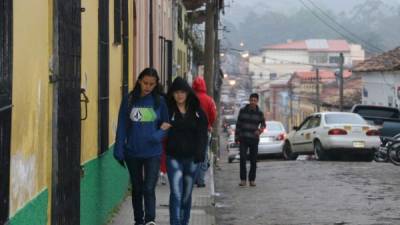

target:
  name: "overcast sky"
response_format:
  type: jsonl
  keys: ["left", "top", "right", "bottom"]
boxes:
{"left": 222, "top": 0, "right": 400, "bottom": 25}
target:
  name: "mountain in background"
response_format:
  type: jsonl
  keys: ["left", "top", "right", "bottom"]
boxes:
{"left": 222, "top": 0, "right": 400, "bottom": 53}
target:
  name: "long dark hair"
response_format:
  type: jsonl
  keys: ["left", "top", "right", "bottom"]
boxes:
{"left": 128, "top": 68, "right": 162, "bottom": 109}
{"left": 167, "top": 77, "right": 200, "bottom": 114}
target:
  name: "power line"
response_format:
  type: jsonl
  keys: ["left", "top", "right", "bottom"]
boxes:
{"left": 305, "top": 0, "right": 384, "bottom": 53}
{"left": 298, "top": 0, "right": 382, "bottom": 54}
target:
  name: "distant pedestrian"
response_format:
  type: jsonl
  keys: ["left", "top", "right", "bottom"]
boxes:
{"left": 235, "top": 93, "right": 266, "bottom": 187}
{"left": 166, "top": 77, "right": 208, "bottom": 225}
{"left": 114, "top": 68, "right": 171, "bottom": 225}
{"left": 192, "top": 76, "right": 217, "bottom": 188}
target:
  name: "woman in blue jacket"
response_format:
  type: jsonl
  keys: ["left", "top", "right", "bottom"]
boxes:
{"left": 166, "top": 77, "right": 208, "bottom": 225}
{"left": 114, "top": 68, "right": 170, "bottom": 225}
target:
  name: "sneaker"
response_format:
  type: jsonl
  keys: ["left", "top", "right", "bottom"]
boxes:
{"left": 159, "top": 173, "right": 167, "bottom": 185}
{"left": 145, "top": 222, "right": 156, "bottom": 225}
{"left": 249, "top": 181, "right": 256, "bottom": 187}
{"left": 238, "top": 180, "right": 246, "bottom": 186}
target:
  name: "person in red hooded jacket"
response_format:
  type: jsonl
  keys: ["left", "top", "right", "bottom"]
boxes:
{"left": 192, "top": 76, "right": 217, "bottom": 187}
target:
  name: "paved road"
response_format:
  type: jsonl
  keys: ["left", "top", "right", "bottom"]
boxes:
{"left": 215, "top": 139, "right": 400, "bottom": 225}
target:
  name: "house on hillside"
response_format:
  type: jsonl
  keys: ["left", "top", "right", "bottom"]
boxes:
{"left": 249, "top": 39, "right": 364, "bottom": 89}
{"left": 289, "top": 69, "right": 358, "bottom": 125}
{"left": 353, "top": 47, "right": 400, "bottom": 107}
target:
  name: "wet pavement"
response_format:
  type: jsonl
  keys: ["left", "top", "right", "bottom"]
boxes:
{"left": 215, "top": 139, "right": 400, "bottom": 225}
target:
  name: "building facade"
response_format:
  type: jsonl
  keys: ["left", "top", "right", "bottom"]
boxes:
{"left": 0, "top": 1, "right": 187, "bottom": 225}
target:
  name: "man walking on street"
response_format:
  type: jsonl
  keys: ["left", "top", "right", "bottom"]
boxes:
{"left": 235, "top": 93, "right": 265, "bottom": 187}
{"left": 192, "top": 76, "right": 217, "bottom": 188}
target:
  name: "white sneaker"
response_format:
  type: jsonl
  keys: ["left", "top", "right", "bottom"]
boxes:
{"left": 159, "top": 172, "right": 167, "bottom": 185}
{"left": 145, "top": 222, "right": 156, "bottom": 225}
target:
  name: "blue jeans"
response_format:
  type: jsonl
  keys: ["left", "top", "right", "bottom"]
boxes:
{"left": 125, "top": 156, "right": 161, "bottom": 225}
{"left": 167, "top": 156, "right": 198, "bottom": 225}
{"left": 195, "top": 133, "right": 211, "bottom": 185}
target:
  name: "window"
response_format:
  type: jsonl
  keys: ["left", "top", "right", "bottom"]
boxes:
{"left": 309, "top": 53, "right": 328, "bottom": 64}
{"left": 177, "top": 4, "right": 183, "bottom": 40}
{"left": 329, "top": 56, "right": 340, "bottom": 64}
{"left": 325, "top": 114, "right": 367, "bottom": 125}
{"left": 270, "top": 73, "right": 277, "bottom": 80}
{"left": 262, "top": 56, "right": 266, "bottom": 63}
{"left": 306, "top": 115, "right": 321, "bottom": 129}
{"left": 299, "top": 117, "right": 311, "bottom": 130}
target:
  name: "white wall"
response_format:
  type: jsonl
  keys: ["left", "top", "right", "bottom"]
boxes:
{"left": 361, "top": 71, "right": 400, "bottom": 107}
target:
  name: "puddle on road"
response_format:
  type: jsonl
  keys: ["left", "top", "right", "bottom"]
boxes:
{"left": 215, "top": 203, "right": 229, "bottom": 208}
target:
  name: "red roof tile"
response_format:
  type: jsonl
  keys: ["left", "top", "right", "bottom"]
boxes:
{"left": 353, "top": 47, "right": 400, "bottom": 72}
{"left": 262, "top": 39, "right": 350, "bottom": 52}
{"left": 295, "top": 70, "right": 352, "bottom": 80}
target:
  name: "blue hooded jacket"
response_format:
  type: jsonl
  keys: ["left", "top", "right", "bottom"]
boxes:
{"left": 114, "top": 93, "right": 169, "bottom": 159}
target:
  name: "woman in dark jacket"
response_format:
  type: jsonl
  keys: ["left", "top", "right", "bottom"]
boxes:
{"left": 166, "top": 77, "right": 208, "bottom": 225}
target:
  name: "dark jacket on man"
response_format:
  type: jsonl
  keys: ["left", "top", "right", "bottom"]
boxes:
{"left": 235, "top": 104, "right": 266, "bottom": 142}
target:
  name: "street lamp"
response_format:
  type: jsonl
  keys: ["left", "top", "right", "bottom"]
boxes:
{"left": 240, "top": 41, "right": 244, "bottom": 47}
{"left": 220, "top": 53, "right": 225, "bottom": 57}
{"left": 229, "top": 79, "right": 236, "bottom": 86}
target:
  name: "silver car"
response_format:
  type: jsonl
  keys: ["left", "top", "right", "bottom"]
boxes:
{"left": 258, "top": 121, "right": 287, "bottom": 156}
{"left": 227, "top": 134, "right": 240, "bottom": 163}
{"left": 283, "top": 112, "right": 381, "bottom": 161}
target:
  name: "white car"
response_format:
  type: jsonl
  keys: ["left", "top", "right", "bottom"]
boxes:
{"left": 283, "top": 112, "right": 381, "bottom": 161}
{"left": 227, "top": 134, "right": 240, "bottom": 163}
{"left": 258, "top": 121, "right": 287, "bottom": 156}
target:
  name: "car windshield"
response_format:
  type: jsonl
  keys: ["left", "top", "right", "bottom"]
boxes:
{"left": 325, "top": 114, "right": 367, "bottom": 125}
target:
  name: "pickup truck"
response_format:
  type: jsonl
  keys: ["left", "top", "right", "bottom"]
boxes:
{"left": 350, "top": 104, "right": 400, "bottom": 137}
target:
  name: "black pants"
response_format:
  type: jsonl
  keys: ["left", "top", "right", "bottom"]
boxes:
{"left": 125, "top": 156, "right": 160, "bottom": 225}
{"left": 239, "top": 138, "right": 259, "bottom": 181}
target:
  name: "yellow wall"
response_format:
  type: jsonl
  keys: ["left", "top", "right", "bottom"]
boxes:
{"left": 81, "top": 0, "right": 100, "bottom": 163}
{"left": 10, "top": 0, "right": 51, "bottom": 215}
{"left": 109, "top": 0, "right": 124, "bottom": 147}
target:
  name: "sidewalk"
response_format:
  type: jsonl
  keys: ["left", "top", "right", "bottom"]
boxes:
{"left": 108, "top": 165, "right": 216, "bottom": 225}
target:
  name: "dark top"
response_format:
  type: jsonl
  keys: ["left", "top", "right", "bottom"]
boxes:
{"left": 235, "top": 104, "right": 266, "bottom": 141}
{"left": 166, "top": 107, "right": 208, "bottom": 162}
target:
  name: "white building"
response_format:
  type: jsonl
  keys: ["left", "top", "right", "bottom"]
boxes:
{"left": 249, "top": 39, "right": 365, "bottom": 89}
{"left": 353, "top": 47, "right": 400, "bottom": 107}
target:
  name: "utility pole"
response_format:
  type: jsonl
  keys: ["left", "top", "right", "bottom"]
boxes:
{"left": 204, "top": 0, "right": 216, "bottom": 97}
{"left": 339, "top": 53, "right": 344, "bottom": 112}
{"left": 289, "top": 80, "right": 293, "bottom": 128}
{"left": 316, "top": 68, "right": 320, "bottom": 112}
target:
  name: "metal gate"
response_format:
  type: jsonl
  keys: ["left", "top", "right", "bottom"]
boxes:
{"left": 51, "top": 0, "right": 82, "bottom": 224}
{"left": 0, "top": 0, "right": 12, "bottom": 224}
{"left": 99, "top": 0, "right": 109, "bottom": 154}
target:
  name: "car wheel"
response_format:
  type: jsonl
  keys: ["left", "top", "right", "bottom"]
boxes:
{"left": 314, "top": 140, "right": 328, "bottom": 161}
{"left": 283, "top": 142, "right": 297, "bottom": 160}
{"left": 228, "top": 158, "right": 233, "bottom": 163}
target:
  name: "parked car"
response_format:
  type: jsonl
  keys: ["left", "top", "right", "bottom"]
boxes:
{"left": 283, "top": 112, "right": 381, "bottom": 161}
{"left": 226, "top": 124, "right": 236, "bottom": 137}
{"left": 258, "top": 121, "right": 287, "bottom": 157}
{"left": 222, "top": 115, "right": 236, "bottom": 133}
{"left": 227, "top": 134, "right": 240, "bottom": 163}
{"left": 351, "top": 104, "right": 400, "bottom": 137}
